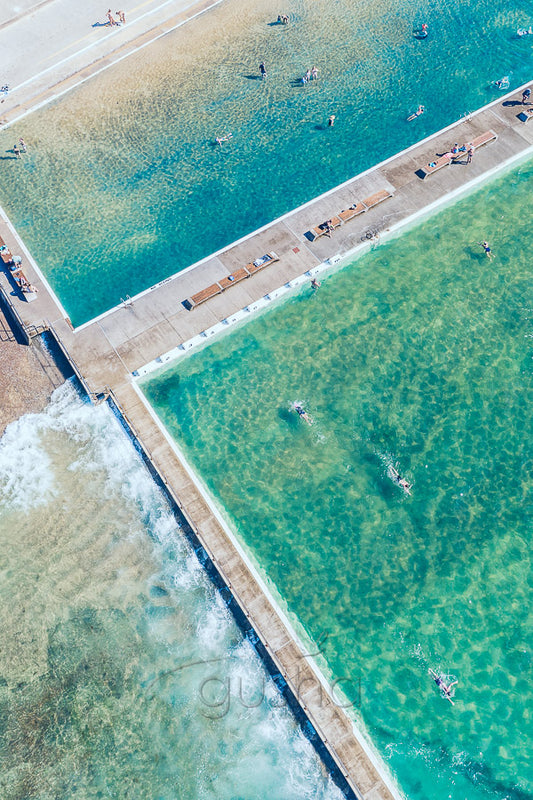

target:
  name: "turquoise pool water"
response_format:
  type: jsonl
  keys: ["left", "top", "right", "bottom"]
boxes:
{"left": 141, "top": 159, "right": 533, "bottom": 800}
{"left": 1, "top": 0, "right": 532, "bottom": 324}
{"left": 0, "top": 382, "right": 343, "bottom": 800}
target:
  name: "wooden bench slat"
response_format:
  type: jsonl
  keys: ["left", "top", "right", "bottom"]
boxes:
{"left": 185, "top": 282, "right": 223, "bottom": 308}
{"left": 362, "top": 189, "right": 392, "bottom": 208}
{"left": 338, "top": 202, "right": 367, "bottom": 222}
{"left": 309, "top": 216, "right": 342, "bottom": 241}
{"left": 218, "top": 267, "right": 250, "bottom": 290}
{"left": 246, "top": 252, "right": 279, "bottom": 275}
{"left": 469, "top": 130, "right": 497, "bottom": 149}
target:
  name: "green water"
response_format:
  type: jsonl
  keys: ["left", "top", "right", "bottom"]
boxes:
{"left": 0, "top": 383, "right": 344, "bottom": 799}
{"left": 142, "top": 160, "right": 533, "bottom": 800}
{"left": 1, "top": 0, "right": 533, "bottom": 324}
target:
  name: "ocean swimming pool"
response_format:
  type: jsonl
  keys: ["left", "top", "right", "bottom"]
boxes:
{"left": 1, "top": 0, "right": 532, "bottom": 324}
{"left": 140, "top": 158, "right": 533, "bottom": 800}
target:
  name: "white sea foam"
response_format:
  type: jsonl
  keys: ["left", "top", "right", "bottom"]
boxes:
{"left": 0, "top": 380, "right": 346, "bottom": 799}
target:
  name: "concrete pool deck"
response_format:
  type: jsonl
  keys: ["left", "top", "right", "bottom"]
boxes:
{"left": 2, "top": 83, "right": 533, "bottom": 800}
{"left": 0, "top": 0, "right": 222, "bottom": 128}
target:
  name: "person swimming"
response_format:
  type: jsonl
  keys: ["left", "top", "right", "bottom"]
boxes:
{"left": 479, "top": 240, "right": 494, "bottom": 259}
{"left": 294, "top": 403, "right": 313, "bottom": 425}
{"left": 494, "top": 76, "right": 510, "bottom": 90}
{"left": 215, "top": 133, "right": 233, "bottom": 145}
{"left": 429, "top": 669, "right": 458, "bottom": 704}
{"left": 407, "top": 104, "right": 425, "bottom": 121}
{"left": 388, "top": 464, "right": 412, "bottom": 494}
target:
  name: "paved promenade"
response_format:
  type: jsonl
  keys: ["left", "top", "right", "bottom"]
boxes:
{"left": 0, "top": 0, "right": 221, "bottom": 127}
{"left": 1, "top": 25, "right": 533, "bottom": 794}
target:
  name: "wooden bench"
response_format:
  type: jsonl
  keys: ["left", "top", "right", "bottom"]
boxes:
{"left": 423, "top": 130, "right": 497, "bottom": 176}
{"left": 363, "top": 189, "right": 393, "bottom": 209}
{"left": 0, "top": 247, "right": 13, "bottom": 265}
{"left": 246, "top": 252, "right": 279, "bottom": 275}
{"left": 184, "top": 282, "right": 223, "bottom": 309}
{"left": 308, "top": 216, "right": 342, "bottom": 241}
{"left": 423, "top": 154, "right": 452, "bottom": 176}
{"left": 338, "top": 202, "right": 367, "bottom": 222}
{"left": 218, "top": 266, "right": 250, "bottom": 290}
{"left": 468, "top": 129, "right": 497, "bottom": 149}
{"left": 10, "top": 266, "right": 38, "bottom": 302}
{"left": 184, "top": 252, "right": 279, "bottom": 309}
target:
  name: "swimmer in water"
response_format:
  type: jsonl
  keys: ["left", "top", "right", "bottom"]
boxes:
{"left": 294, "top": 404, "right": 313, "bottom": 425}
{"left": 429, "top": 669, "right": 458, "bottom": 705}
{"left": 311, "top": 277, "right": 321, "bottom": 289}
{"left": 407, "top": 104, "right": 425, "bottom": 121}
{"left": 494, "top": 76, "right": 510, "bottom": 90}
{"left": 388, "top": 464, "right": 412, "bottom": 494}
{"left": 215, "top": 133, "right": 232, "bottom": 145}
{"left": 479, "top": 240, "right": 494, "bottom": 259}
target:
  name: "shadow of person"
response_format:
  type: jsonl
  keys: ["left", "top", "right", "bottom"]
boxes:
{"left": 502, "top": 100, "right": 523, "bottom": 107}
{"left": 242, "top": 74, "right": 262, "bottom": 81}
{"left": 278, "top": 407, "right": 297, "bottom": 426}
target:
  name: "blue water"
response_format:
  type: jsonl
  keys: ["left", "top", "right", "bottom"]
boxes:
{"left": 1, "top": 0, "right": 532, "bottom": 323}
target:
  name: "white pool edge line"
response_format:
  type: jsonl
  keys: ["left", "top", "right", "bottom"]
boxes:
{"left": 1, "top": 0, "right": 224, "bottom": 131}
{"left": 71, "top": 79, "right": 533, "bottom": 332}
{"left": 129, "top": 378, "right": 405, "bottom": 800}
{"left": 132, "top": 141, "right": 533, "bottom": 376}
{"left": 0, "top": 202, "right": 70, "bottom": 321}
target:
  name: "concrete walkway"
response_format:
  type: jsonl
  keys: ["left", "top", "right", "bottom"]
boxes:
{"left": 0, "top": 0, "right": 221, "bottom": 126}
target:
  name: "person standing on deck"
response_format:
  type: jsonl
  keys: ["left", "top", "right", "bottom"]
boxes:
{"left": 116, "top": 10, "right": 126, "bottom": 24}
{"left": 522, "top": 87, "right": 531, "bottom": 104}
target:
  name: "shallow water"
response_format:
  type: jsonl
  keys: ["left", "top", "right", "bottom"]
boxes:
{"left": 142, "top": 158, "right": 533, "bottom": 800}
{"left": 1, "top": 0, "right": 532, "bottom": 324}
{"left": 0, "top": 382, "right": 343, "bottom": 800}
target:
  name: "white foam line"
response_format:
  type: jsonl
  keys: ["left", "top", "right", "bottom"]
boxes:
{"left": 72, "top": 80, "right": 533, "bottom": 332}
{"left": 0, "top": 202, "right": 70, "bottom": 321}
{"left": 128, "top": 379, "right": 403, "bottom": 800}
{"left": 1, "top": 0, "right": 224, "bottom": 131}
{"left": 131, "top": 139, "right": 533, "bottom": 375}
